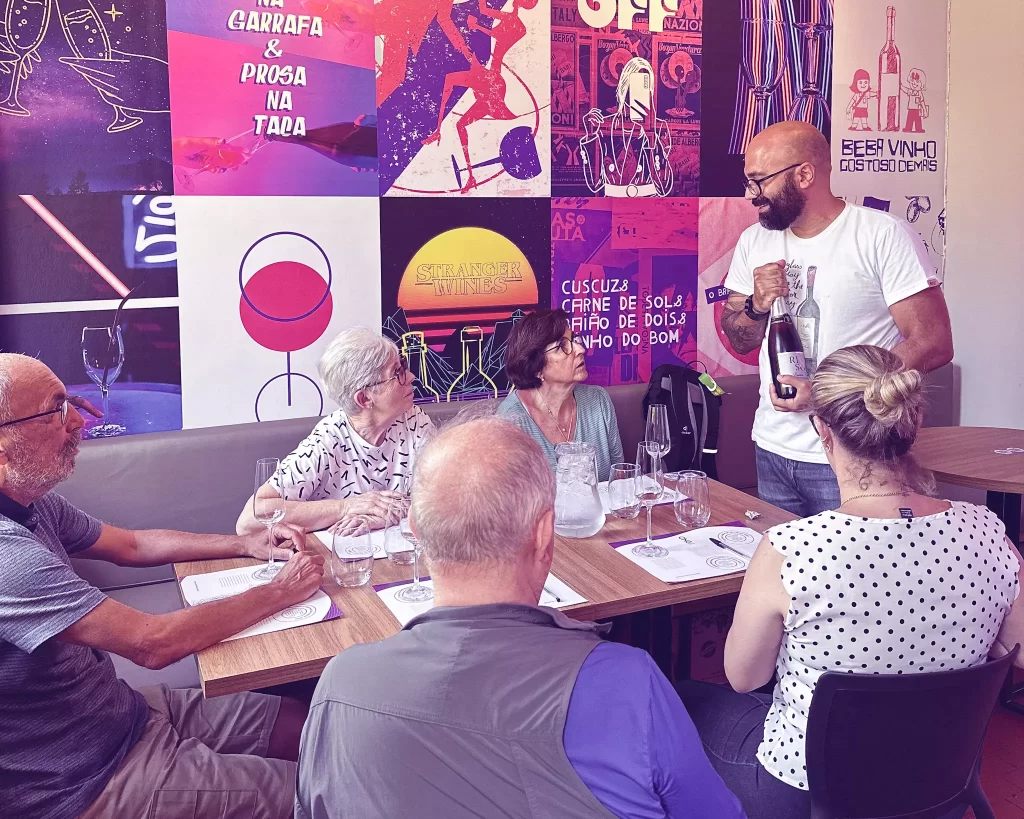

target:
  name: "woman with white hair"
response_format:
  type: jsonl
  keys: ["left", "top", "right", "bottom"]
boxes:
{"left": 236, "top": 327, "right": 432, "bottom": 534}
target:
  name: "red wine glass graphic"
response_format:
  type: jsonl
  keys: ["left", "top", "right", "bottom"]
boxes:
{"left": 450, "top": 125, "right": 541, "bottom": 190}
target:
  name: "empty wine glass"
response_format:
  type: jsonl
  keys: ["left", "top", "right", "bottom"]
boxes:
{"left": 331, "top": 516, "right": 374, "bottom": 588}
{"left": 608, "top": 463, "right": 640, "bottom": 519}
{"left": 383, "top": 498, "right": 415, "bottom": 564}
{"left": 395, "top": 513, "right": 433, "bottom": 603}
{"left": 633, "top": 442, "right": 669, "bottom": 559}
{"left": 252, "top": 458, "right": 285, "bottom": 580}
{"left": 81, "top": 325, "right": 126, "bottom": 438}
{"left": 645, "top": 404, "right": 671, "bottom": 457}
{"left": 674, "top": 471, "right": 711, "bottom": 530}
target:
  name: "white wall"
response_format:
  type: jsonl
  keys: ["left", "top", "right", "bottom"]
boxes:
{"left": 945, "top": 0, "right": 1024, "bottom": 428}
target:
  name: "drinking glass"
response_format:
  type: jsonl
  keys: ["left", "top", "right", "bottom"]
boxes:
{"left": 252, "top": 458, "right": 285, "bottom": 580}
{"left": 674, "top": 471, "right": 711, "bottom": 529}
{"left": 383, "top": 498, "right": 415, "bottom": 564}
{"left": 331, "top": 516, "right": 374, "bottom": 587}
{"left": 633, "top": 442, "right": 669, "bottom": 558}
{"left": 81, "top": 325, "right": 126, "bottom": 437}
{"left": 395, "top": 514, "right": 433, "bottom": 603}
{"left": 608, "top": 463, "right": 640, "bottom": 519}
{"left": 645, "top": 404, "right": 671, "bottom": 458}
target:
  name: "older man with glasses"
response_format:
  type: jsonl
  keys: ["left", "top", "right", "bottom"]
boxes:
{"left": 236, "top": 326, "right": 434, "bottom": 535}
{"left": 296, "top": 416, "right": 744, "bottom": 819}
{"left": 0, "top": 353, "right": 324, "bottom": 819}
{"left": 718, "top": 120, "right": 953, "bottom": 517}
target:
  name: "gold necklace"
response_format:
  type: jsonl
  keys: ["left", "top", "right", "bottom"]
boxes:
{"left": 535, "top": 391, "right": 576, "bottom": 443}
{"left": 838, "top": 490, "right": 909, "bottom": 509}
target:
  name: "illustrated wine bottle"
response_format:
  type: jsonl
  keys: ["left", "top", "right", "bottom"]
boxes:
{"left": 793, "top": 265, "right": 820, "bottom": 373}
{"left": 877, "top": 5, "right": 901, "bottom": 132}
{"left": 768, "top": 297, "right": 807, "bottom": 400}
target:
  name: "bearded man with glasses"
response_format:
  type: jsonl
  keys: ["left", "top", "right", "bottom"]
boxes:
{"left": 718, "top": 121, "right": 953, "bottom": 517}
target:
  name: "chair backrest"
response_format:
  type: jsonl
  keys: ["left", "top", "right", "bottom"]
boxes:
{"left": 805, "top": 646, "right": 1019, "bottom": 819}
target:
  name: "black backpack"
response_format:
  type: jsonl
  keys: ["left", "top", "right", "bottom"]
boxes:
{"left": 641, "top": 364, "right": 722, "bottom": 479}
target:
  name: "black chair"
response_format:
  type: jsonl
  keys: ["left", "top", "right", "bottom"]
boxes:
{"left": 804, "top": 645, "right": 1020, "bottom": 819}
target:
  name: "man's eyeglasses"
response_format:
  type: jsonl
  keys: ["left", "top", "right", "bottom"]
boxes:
{"left": 363, "top": 355, "right": 409, "bottom": 391}
{"left": 743, "top": 162, "right": 804, "bottom": 199}
{"left": 0, "top": 397, "right": 69, "bottom": 429}
{"left": 544, "top": 333, "right": 588, "bottom": 356}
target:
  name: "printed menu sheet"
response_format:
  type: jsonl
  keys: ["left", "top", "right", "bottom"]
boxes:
{"left": 610, "top": 526, "right": 763, "bottom": 583}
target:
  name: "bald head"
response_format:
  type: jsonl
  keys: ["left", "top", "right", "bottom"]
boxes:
{"left": 747, "top": 121, "right": 832, "bottom": 172}
{"left": 410, "top": 416, "right": 555, "bottom": 566}
{"left": 0, "top": 354, "right": 57, "bottom": 422}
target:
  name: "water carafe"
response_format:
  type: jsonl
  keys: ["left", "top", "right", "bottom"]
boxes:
{"left": 553, "top": 442, "right": 605, "bottom": 538}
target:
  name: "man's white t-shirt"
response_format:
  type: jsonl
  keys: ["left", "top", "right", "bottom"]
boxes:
{"left": 271, "top": 408, "right": 434, "bottom": 500}
{"left": 724, "top": 203, "right": 936, "bottom": 464}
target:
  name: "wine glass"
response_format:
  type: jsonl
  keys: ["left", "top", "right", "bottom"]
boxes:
{"left": 0, "top": 0, "right": 52, "bottom": 116}
{"left": 633, "top": 442, "right": 669, "bottom": 559}
{"left": 740, "top": 0, "right": 787, "bottom": 133}
{"left": 331, "top": 515, "right": 374, "bottom": 588}
{"left": 674, "top": 471, "right": 711, "bottom": 530}
{"left": 608, "top": 463, "right": 640, "bottom": 519}
{"left": 81, "top": 325, "right": 126, "bottom": 438}
{"left": 645, "top": 404, "right": 671, "bottom": 458}
{"left": 787, "top": 0, "right": 832, "bottom": 129}
{"left": 383, "top": 497, "right": 414, "bottom": 564}
{"left": 252, "top": 458, "right": 285, "bottom": 581}
{"left": 395, "top": 513, "right": 433, "bottom": 603}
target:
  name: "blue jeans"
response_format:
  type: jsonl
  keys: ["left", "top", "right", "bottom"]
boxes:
{"left": 675, "top": 681, "right": 810, "bottom": 819}
{"left": 754, "top": 446, "right": 840, "bottom": 518}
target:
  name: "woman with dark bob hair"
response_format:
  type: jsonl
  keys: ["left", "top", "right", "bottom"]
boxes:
{"left": 498, "top": 308, "right": 623, "bottom": 481}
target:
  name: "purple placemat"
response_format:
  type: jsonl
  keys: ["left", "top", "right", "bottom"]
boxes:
{"left": 609, "top": 520, "right": 745, "bottom": 550}
{"left": 373, "top": 576, "right": 432, "bottom": 592}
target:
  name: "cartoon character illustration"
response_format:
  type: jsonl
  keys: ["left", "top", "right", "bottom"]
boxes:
{"left": 846, "top": 68, "right": 877, "bottom": 131}
{"left": 580, "top": 56, "right": 673, "bottom": 198}
{"left": 901, "top": 67, "right": 928, "bottom": 133}
{"left": 375, "top": 0, "right": 473, "bottom": 106}
{"left": 420, "top": 0, "right": 536, "bottom": 193}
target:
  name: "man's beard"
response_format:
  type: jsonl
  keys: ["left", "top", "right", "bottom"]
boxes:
{"left": 4, "top": 431, "right": 79, "bottom": 497}
{"left": 752, "top": 174, "right": 806, "bottom": 231}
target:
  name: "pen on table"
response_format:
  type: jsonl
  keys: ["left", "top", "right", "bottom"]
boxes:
{"left": 542, "top": 584, "right": 562, "bottom": 603}
{"left": 708, "top": 537, "right": 749, "bottom": 561}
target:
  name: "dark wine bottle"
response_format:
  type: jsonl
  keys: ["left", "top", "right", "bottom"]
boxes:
{"left": 768, "top": 297, "right": 807, "bottom": 400}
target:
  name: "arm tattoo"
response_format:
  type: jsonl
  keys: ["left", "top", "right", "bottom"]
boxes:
{"left": 720, "top": 293, "right": 768, "bottom": 356}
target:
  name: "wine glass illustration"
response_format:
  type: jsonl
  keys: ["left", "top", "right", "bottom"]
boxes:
{"left": 81, "top": 325, "right": 127, "bottom": 438}
{"left": 660, "top": 50, "right": 701, "bottom": 119}
{"left": 788, "top": 0, "right": 833, "bottom": 129}
{"left": 0, "top": 0, "right": 52, "bottom": 117}
{"left": 450, "top": 126, "right": 541, "bottom": 190}
{"left": 740, "top": 0, "right": 787, "bottom": 134}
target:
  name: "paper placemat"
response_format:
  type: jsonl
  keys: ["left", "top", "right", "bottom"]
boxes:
{"left": 179, "top": 564, "right": 341, "bottom": 642}
{"left": 313, "top": 528, "right": 387, "bottom": 560}
{"left": 609, "top": 525, "right": 762, "bottom": 584}
{"left": 374, "top": 573, "right": 587, "bottom": 627}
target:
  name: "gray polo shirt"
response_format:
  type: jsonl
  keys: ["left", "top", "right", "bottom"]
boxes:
{"left": 0, "top": 491, "right": 148, "bottom": 819}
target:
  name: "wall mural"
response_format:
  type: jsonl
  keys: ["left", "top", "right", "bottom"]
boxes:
{"left": 0, "top": 0, "right": 948, "bottom": 436}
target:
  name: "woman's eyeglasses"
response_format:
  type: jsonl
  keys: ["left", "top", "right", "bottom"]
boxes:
{"left": 363, "top": 355, "right": 410, "bottom": 391}
{"left": 544, "top": 333, "right": 587, "bottom": 356}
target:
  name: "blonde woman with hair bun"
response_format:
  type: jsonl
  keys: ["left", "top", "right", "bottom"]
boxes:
{"left": 676, "top": 345, "right": 1024, "bottom": 819}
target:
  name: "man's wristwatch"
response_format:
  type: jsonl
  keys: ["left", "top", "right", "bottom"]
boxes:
{"left": 744, "top": 295, "right": 770, "bottom": 321}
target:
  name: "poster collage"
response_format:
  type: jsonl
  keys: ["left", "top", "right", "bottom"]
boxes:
{"left": 0, "top": 0, "right": 948, "bottom": 437}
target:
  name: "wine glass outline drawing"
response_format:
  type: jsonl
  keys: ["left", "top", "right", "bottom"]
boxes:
{"left": 0, "top": 0, "right": 51, "bottom": 117}
{"left": 740, "top": 9, "right": 788, "bottom": 134}
{"left": 787, "top": 0, "right": 832, "bottom": 129}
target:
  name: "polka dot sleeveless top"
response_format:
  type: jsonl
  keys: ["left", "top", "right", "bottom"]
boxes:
{"left": 759, "top": 501, "right": 1019, "bottom": 790}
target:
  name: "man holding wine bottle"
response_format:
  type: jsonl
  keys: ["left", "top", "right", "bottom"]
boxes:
{"left": 719, "top": 121, "right": 953, "bottom": 516}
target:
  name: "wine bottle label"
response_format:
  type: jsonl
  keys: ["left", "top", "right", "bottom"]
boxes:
{"left": 777, "top": 351, "right": 807, "bottom": 379}
{"left": 793, "top": 317, "right": 818, "bottom": 360}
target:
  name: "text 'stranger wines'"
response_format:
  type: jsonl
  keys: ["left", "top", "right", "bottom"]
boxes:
{"left": 768, "top": 297, "right": 807, "bottom": 400}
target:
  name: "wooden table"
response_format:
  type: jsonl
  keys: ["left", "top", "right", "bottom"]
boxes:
{"left": 913, "top": 426, "right": 1024, "bottom": 543}
{"left": 175, "top": 480, "right": 793, "bottom": 697}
